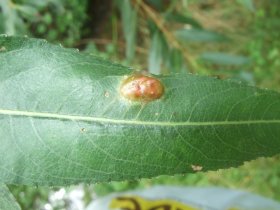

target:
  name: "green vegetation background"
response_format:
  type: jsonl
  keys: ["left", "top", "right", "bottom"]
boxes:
{"left": 1, "top": 0, "right": 279, "bottom": 209}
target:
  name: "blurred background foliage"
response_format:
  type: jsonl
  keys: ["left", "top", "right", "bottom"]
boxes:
{"left": 1, "top": 0, "right": 280, "bottom": 209}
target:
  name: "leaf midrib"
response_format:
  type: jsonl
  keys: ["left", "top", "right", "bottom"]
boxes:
{"left": 0, "top": 109, "right": 279, "bottom": 126}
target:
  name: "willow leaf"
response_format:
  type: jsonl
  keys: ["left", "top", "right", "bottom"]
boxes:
{"left": 0, "top": 184, "right": 21, "bottom": 210}
{"left": 0, "top": 36, "right": 279, "bottom": 186}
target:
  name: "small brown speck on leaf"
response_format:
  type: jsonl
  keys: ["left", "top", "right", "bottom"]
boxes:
{"left": 80, "top": 128, "right": 86, "bottom": 132}
{"left": 191, "top": 165, "right": 203, "bottom": 172}
{"left": 104, "top": 91, "right": 110, "bottom": 98}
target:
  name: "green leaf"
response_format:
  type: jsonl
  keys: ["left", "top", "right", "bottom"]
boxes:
{"left": 0, "top": 13, "right": 4, "bottom": 33}
{"left": 116, "top": 0, "right": 137, "bottom": 62}
{"left": 200, "top": 52, "right": 251, "bottom": 66}
{"left": 166, "top": 49, "right": 187, "bottom": 73}
{"left": 0, "top": 0, "right": 18, "bottom": 35}
{"left": 175, "top": 28, "right": 228, "bottom": 42}
{"left": 0, "top": 184, "right": 21, "bottom": 210}
{"left": 237, "top": 0, "right": 255, "bottom": 12}
{"left": 0, "top": 36, "right": 280, "bottom": 186}
{"left": 148, "top": 30, "right": 168, "bottom": 75}
{"left": 14, "top": 5, "right": 38, "bottom": 20}
{"left": 165, "top": 13, "right": 203, "bottom": 29}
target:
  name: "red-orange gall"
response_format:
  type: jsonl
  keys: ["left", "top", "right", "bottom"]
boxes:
{"left": 120, "top": 74, "right": 164, "bottom": 101}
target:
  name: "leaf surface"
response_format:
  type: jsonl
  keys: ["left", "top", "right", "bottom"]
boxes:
{"left": 200, "top": 52, "right": 251, "bottom": 66}
{"left": 0, "top": 36, "right": 280, "bottom": 186}
{"left": 164, "top": 13, "right": 202, "bottom": 29}
{"left": 175, "top": 28, "right": 228, "bottom": 42}
{"left": 0, "top": 184, "right": 21, "bottom": 210}
{"left": 116, "top": 0, "right": 137, "bottom": 62}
